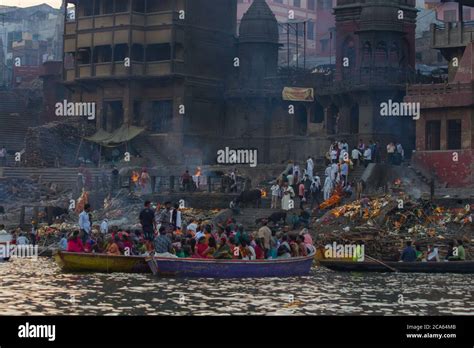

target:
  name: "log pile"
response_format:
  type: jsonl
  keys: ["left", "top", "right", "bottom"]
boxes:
{"left": 313, "top": 194, "right": 473, "bottom": 260}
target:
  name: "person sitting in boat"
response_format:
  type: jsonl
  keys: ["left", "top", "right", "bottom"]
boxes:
{"left": 67, "top": 231, "right": 85, "bottom": 253}
{"left": 193, "top": 236, "right": 210, "bottom": 258}
{"left": 289, "top": 235, "right": 300, "bottom": 257}
{"left": 106, "top": 235, "right": 121, "bottom": 256}
{"left": 415, "top": 244, "right": 423, "bottom": 261}
{"left": 213, "top": 237, "right": 232, "bottom": 259}
{"left": 253, "top": 239, "right": 265, "bottom": 259}
{"left": 154, "top": 227, "right": 175, "bottom": 257}
{"left": 59, "top": 232, "right": 68, "bottom": 251}
{"left": 426, "top": 244, "right": 440, "bottom": 262}
{"left": 239, "top": 240, "right": 256, "bottom": 260}
{"left": 400, "top": 241, "right": 417, "bottom": 262}
{"left": 297, "top": 235, "right": 308, "bottom": 257}
{"left": 448, "top": 240, "right": 466, "bottom": 261}
{"left": 277, "top": 235, "right": 291, "bottom": 259}
{"left": 268, "top": 230, "right": 279, "bottom": 259}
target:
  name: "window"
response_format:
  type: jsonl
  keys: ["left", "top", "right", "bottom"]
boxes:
{"left": 94, "top": 45, "right": 112, "bottom": 63}
{"left": 425, "top": 120, "right": 441, "bottom": 150}
{"left": 320, "top": 39, "right": 329, "bottom": 52}
{"left": 114, "top": 44, "right": 129, "bottom": 62}
{"left": 133, "top": 0, "right": 146, "bottom": 13}
{"left": 463, "top": 8, "right": 471, "bottom": 21}
{"left": 294, "top": 0, "right": 301, "bottom": 7}
{"left": 447, "top": 119, "right": 462, "bottom": 150}
{"left": 77, "top": 48, "right": 91, "bottom": 64}
{"left": 104, "top": 1, "right": 114, "bottom": 14}
{"left": 151, "top": 100, "right": 173, "bottom": 133}
{"left": 307, "top": 22, "right": 314, "bottom": 40}
{"left": 146, "top": 44, "right": 171, "bottom": 61}
{"left": 274, "top": 0, "right": 283, "bottom": 3}
{"left": 115, "top": 0, "right": 129, "bottom": 13}
{"left": 131, "top": 44, "right": 144, "bottom": 61}
{"left": 318, "top": 0, "right": 332, "bottom": 10}
{"left": 308, "top": 0, "right": 315, "bottom": 10}
{"left": 444, "top": 10, "right": 457, "bottom": 22}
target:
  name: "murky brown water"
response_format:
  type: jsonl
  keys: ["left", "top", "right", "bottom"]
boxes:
{"left": 0, "top": 258, "right": 472, "bottom": 315}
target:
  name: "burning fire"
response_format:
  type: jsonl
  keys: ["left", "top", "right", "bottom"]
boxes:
{"left": 260, "top": 189, "right": 268, "bottom": 198}
{"left": 131, "top": 171, "right": 139, "bottom": 183}
{"left": 195, "top": 167, "right": 202, "bottom": 177}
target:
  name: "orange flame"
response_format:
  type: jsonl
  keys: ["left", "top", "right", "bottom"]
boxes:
{"left": 131, "top": 171, "right": 139, "bottom": 183}
{"left": 261, "top": 189, "right": 267, "bottom": 198}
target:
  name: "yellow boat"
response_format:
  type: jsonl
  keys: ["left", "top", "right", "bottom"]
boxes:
{"left": 54, "top": 251, "right": 150, "bottom": 273}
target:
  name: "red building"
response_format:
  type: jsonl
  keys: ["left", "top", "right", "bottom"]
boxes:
{"left": 406, "top": 0, "right": 474, "bottom": 187}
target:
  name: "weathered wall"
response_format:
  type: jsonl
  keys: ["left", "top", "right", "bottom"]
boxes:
{"left": 412, "top": 149, "right": 474, "bottom": 187}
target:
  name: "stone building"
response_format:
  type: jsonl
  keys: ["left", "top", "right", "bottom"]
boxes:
{"left": 63, "top": 0, "right": 237, "bottom": 164}
{"left": 314, "top": 0, "right": 418, "bottom": 156}
{"left": 61, "top": 0, "right": 420, "bottom": 166}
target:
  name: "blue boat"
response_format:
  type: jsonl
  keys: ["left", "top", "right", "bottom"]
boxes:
{"left": 147, "top": 253, "right": 315, "bottom": 278}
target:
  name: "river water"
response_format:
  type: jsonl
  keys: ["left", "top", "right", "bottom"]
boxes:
{"left": 0, "top": 258, "right": 472, "bottom": 315}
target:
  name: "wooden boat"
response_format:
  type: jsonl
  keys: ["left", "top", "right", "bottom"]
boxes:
{"left": 320, "top": 259, "right": 474, "bottom": 274}
{"left": 54, "top": 251, "right": 150, "bottom": 273}
{"left": 146, "top": 253, "right": 315, "bottom": 278}
{"left": 54, "top": 250, "right": 315, "bottom": 277}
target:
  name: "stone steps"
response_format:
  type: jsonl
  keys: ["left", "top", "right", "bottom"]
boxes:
{"left": 2, "top": 167, "right": 104, "bottom": 188}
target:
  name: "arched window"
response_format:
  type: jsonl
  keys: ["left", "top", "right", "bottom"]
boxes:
{"left": 389, "top": 42, "right": 399, "bottom": 67}
{"left": 362, "top": 41, "right": 372, "bottom": 66}
{"left": 375, "top": 41, "right": 387, "bottom": 66}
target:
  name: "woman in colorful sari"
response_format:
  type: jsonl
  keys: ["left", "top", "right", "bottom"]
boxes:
{"left": 193, "top": 236, "right": 209, "bottom": 258}
{"left": 213, "top": 238, "right": 232, "bottom": 259}
{"left": 106, "top": 235, "right": 121, "bottom": 256}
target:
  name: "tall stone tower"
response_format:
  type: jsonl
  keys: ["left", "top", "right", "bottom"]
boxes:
{"left": 238, "top": 0, "right": 280, "bottom": 89}
{"left": 334, "top": 0, "right": 417, "bottom": 82}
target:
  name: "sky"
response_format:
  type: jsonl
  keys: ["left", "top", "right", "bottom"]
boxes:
{"left": 2, "top": 0, "right": 62, "bottom": 9}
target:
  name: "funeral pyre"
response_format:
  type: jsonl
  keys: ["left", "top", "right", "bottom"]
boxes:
{"left": 313, "top": 193, "right": 473, "bottom": 260}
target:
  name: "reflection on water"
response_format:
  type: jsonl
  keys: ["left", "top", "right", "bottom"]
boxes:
{"left": 0, "top": 258, "right": 472, "bottom": 315}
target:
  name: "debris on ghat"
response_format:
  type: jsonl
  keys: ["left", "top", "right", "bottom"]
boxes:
{"left": 313, "top": 194, "right": 473, "bottom": 260}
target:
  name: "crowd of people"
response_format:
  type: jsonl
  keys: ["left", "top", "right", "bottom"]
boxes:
{"left": 64, "top": 200, "right": 315, "bottom": 259}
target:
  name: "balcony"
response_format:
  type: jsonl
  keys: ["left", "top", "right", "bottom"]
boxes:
{"left": 95, "top": 62, "right": 112, "bottom": 77}
{"left": 64, "top": 59, "right": 185, "bottom": 81}
{"left": 431, "top": 21, "right": 474, "bottom": 49}
{"left": 78, "top": 64, "right": 92, "bottom": 78}
{"left": 70, "top": 11, "right": 179, "bottom": 34}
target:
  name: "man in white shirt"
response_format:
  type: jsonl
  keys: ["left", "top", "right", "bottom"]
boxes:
{"left": 351, "top": 148, "right": 361, "bottom": 166}
{"left": 306, "top": 157, "right": 314, "bottom": 178}
{"left": 363, "top": 147, "right": 372, "bottom": 168}
{"left": 79, "top": 204, "right": 92, "bottom": 243}
{"left": 100, "top": 219, "right": 109, "bottom": 234}
{"left": 270, "top": 183, "right": 280, "bottom": 209}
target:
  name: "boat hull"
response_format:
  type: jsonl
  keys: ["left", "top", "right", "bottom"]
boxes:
{"left": 55, "top": 251, "right": 315, "bottom": 278}
{"left": 54, "top": 251, "right": 149, "bottom": 273}
{"left": 320, "top": 259, "right": 474, "bottom": 273}
{"left": 148, "top": 255, "right": 315, "bottom": 278}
